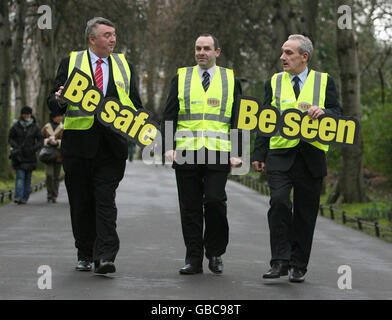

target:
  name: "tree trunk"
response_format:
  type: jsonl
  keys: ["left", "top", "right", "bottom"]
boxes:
{"left": 378, "top": 67, "right": 384, "bottom": 105}
{"left": 0, "top": 2, "right": 13, "bottom": 179}
{"left": 301, "top": 0, "right": 319, "bottom": 69}
{"left": 331, "top": 0, "right": 367, "bottom": 203}
{"left": 269, "top": 0, "right": 299, "bottom": 74}
{"left": 36, "top": 28, "right": 55, "bottom": 127}
{"left": 11, "top": 0, "right": 27, "bottom": 115}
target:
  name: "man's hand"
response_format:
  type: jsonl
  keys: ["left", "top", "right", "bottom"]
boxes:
{"left": 55, "top": 86, "right": 66, "bottom": 104}
{"left": 252, "top": 161, "right": 265, "bottom": 172}
{"left": 164, "top": 150, "right": 176, "bottom": 162}
{"left": 307, "top": 106, "right": 325, "bottom": 120}
{"left": 230, "top": 157, "right": 242, "bottom": 168}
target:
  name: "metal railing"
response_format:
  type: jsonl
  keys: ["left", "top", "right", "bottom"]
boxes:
{"left": 229, "top": 175, "right": 270, "bottom": 196}
{"left": 319, "top": 205, "right": 392, "bottom": 239}
{"left": 0, "top": 182, "right": 46, "bottom": 204}
{"left": 229, "top": 175, "right": 392, "bottom": 241}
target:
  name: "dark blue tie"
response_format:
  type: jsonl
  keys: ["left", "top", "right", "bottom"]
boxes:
{"left": 293, "top": 76, "right": 300, "bottom": 99}
{"left": 202, "top": 71, "right": 210, "bottom": 92}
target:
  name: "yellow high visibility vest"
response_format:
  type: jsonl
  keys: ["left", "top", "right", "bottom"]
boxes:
{"left": 176, "top": 66, "right": 234, "bottom": 151}
{"left": 64, "top": 50, "right": 136, "bottom": 130}
{"left": 270, "top": 69, "right": 329, "bottom": 152}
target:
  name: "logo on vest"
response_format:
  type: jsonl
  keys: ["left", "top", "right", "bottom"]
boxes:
{"left": 298, "top": 102, "right": 311, "bottom": 112}
{"left": 116, "top": 81, "right": 125, "bottom": 90}
{"left": 207, "top": 98, "right": 220, "bottom": 107}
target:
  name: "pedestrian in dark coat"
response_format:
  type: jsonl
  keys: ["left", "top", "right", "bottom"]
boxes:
{"left": 8, "top": 106, "right": 44, "bottom": 204}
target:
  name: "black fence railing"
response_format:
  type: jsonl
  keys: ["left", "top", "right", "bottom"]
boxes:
{"left": 0, "top": 182, "right": 46, "bottom": 204}
{"left": 319, "top": 205, "right": 392, "bottom": 239}
{"left": 229, "top": 175, "right": 392, "bottom": 241}
{"left": 229, "top": 175, "right": 270, "bottom": 196}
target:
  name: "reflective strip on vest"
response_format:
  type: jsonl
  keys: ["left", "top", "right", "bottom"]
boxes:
{"left": 176, "top": 130, "right": 230, "bottom": 141}
{"left": 64, "top": 50, "right": 134, "bottom": 130}
{"left": 111, "top": 53, "right": 130, "bottom": 95}
{"left": 176, "top": 66, "right": 234, "bottom": 151}
{"left": 275, "top": 72, "right": 284, "bottom": 112}
{"left": 270, "top": 70, "right": 329, "bottom": 152}
{"left": 178, "top": 67, "right": 231, "bottom": 124}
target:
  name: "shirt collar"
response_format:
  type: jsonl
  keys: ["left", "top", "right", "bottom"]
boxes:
{"left": 89, "top": 48, "right": 109, "bottom": 65}
{"left": 290, "top": 67, "right": 308, "bottom": 84}
{"left": 198, "top": 64, "right": 216, "bottom": 78}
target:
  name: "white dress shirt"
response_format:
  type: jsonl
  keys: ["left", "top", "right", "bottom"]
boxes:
{"left": 197, "top": 64, "right": 216, "bottom": 83}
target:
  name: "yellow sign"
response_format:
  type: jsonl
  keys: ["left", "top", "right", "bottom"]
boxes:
{"left": 61, "top": 68, "right": 158, "bottom": 147}
{"left": 237, "top": 96, "right": 359, "bottom": 146}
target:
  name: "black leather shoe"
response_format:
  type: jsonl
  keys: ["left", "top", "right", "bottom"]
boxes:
{"left": 75, "top": 260, "right": 93, "bottom": 271}
{"left": 208, "top": 256, "right": 223, "bottom": 274}
{"left": 179, "top": 264, "right": 203, "bottom": 275}
{"left": 262, "top": 262, "right": 289, "bottom": 279}
{"left": 289, "top": 267, "right": 306, "bottom": 282}
{"left": 94, "top": 260, "right": 116, "bottom": 274}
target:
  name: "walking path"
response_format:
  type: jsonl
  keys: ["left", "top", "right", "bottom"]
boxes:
{"left": 0, "top": 161, "right": 391, "bottom": 299}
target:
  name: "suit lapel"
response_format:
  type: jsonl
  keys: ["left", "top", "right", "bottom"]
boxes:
{"left": 107, "top": 56, "right": 114, "bottom": 97}
{"left": 87, "top": 50, "right": 96, "bottom": 87}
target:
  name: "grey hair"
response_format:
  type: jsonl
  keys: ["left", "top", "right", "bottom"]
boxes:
{"left": 85, "top": 17, "right": 115, "bottom": 42}
{"left": 288, "top": 34, "right": 313, "bottom": 61}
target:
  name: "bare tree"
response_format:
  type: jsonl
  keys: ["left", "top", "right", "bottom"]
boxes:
{"left": 0, "top": 1, "right": 13, "bottom": 179}
{"left": 268, "top": 0, "right": 299, "bottom": 73}
{"left": 11, "top": 0, "right": 27, "bottom": 115}
{"left": 329, "top": 0, "right": 368, "bottom": 204}
{"left": 301, "top": 0, "right": 319, "bottom": 69}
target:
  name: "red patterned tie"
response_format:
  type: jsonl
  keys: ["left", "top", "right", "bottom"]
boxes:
{"left": 95, "top": 58, "right": 103, "bottom": 92}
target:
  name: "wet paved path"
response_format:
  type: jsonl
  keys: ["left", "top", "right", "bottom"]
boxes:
{"left": 0, "top": 161, "right": 391, "bottom": 300}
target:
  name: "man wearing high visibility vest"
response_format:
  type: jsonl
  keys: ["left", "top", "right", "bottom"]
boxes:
{"left": 162, "top": 34, "right": 242, "bottom": 275}
{"left": 48, "top": 17, "right": 143, "bottom": 274}
{"left": 252, "top": 35, "right": 343, "bottom": 282}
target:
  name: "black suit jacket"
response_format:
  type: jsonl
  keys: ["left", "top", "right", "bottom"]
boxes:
{"left": 162, "top": 71, "right": 242, "bottom": 171}
{"left": 47, "top": 51, "right": 143, "bottom": 160}
{"left": 251, "top": 72, "right": 343, "bottom": 178}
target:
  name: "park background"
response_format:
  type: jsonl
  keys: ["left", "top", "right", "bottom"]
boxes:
{"left": 0, "top": 0, "right": 391, "bottom": 240}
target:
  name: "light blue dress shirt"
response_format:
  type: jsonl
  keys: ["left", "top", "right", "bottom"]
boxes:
{"left": 89, "top": 49, "right": 109, "bottom": 96}
{"left": 289, "top": 67, "right": 308, "bottom": 92}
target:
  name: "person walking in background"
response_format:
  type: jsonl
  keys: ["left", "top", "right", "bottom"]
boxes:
{"left": 252, "top": 35, "right": 343, "bottom": 282}
{"left": 42, "top": 111, "right": 64, "bottom": 203}
{"left": 8, "top": 106, "right": 44, "bottom": 205}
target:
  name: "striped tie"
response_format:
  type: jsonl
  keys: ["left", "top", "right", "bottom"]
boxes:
{"left": 95, "top": 58, "right": 104, "bottom": 92}
{"left": 202, "top": 71, "right": 210, "bottom": 92}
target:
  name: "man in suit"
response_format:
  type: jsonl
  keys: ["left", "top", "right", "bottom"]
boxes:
{"left": 48, "top": 17, "right": 143, "bottom": 274}
{"left": 162, "top": 34, "right": 242, "bottom": 275}
{"left": 252, "top": 34, "right": 342, "bottom": 282}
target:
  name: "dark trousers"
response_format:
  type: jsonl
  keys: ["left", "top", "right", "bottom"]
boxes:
{"left": 175, "top": 167, "right": 229, "bottom": 266}
{"left": 266, "top": 153, "right": 322, "bottom": 272}
{"left": 62, "top": 153, "right": 125, "bottom": 262}
{"left": 45, "top": 162, "right": 62, "bottom": 200}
